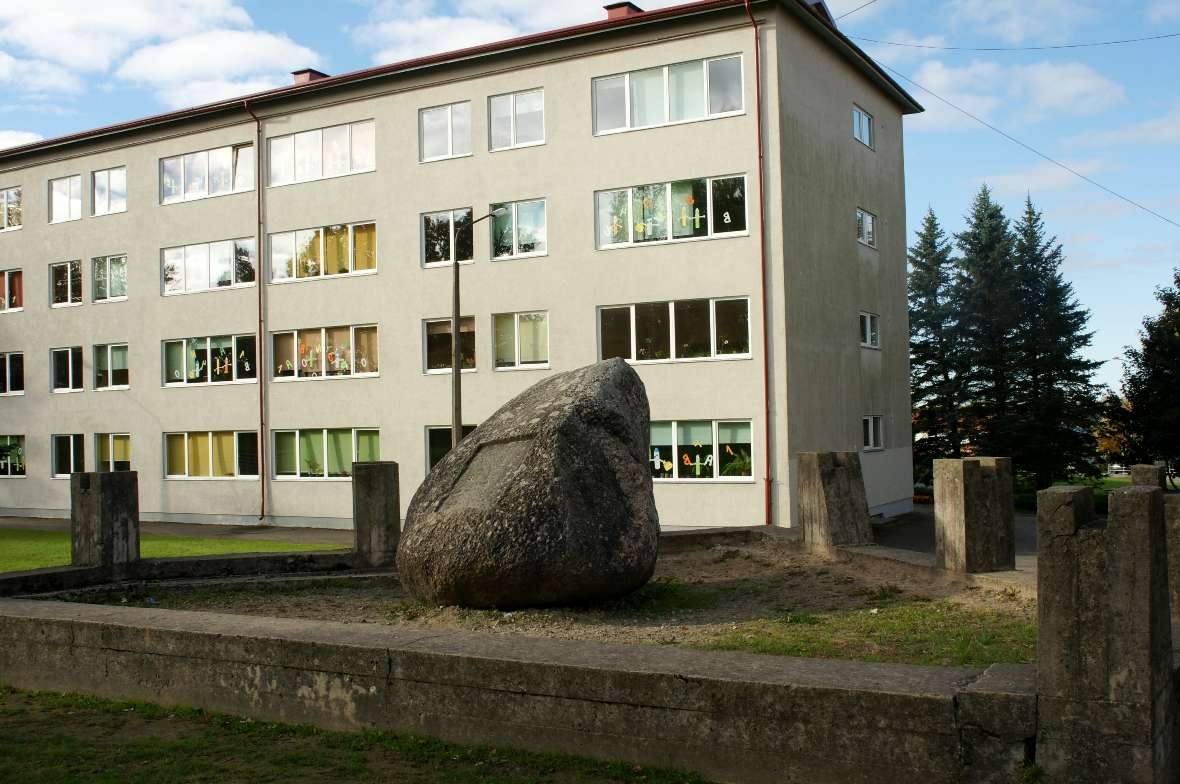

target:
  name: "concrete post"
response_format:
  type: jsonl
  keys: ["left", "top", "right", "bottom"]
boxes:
{"left": 352, "top": 461, "right": 400, "bottom": 567}
{"left": 933, "top": 457, "right": 1015, "bottom": 573}
{"left": 1036, "top": 485, "right": 1177, "bottom": 782}
{"left": 1132, "top": 464, "right": 1180, "bottom": 632}
{"left": 70, "top": 472, "right": 140, "bottom": 567}
{"left": 1131, "top": 464, "right": 1167, "bottom": 490}
{"left": 797, "top": 452, "right": 873, "bottom": 550}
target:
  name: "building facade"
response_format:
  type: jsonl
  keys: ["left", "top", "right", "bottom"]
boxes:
{"left": 0, "top": 0, "right": 921, "bottom": 530}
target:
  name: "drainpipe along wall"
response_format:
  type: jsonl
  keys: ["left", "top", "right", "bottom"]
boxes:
{"left": 244, "top": 100, "right": 268, "bottom": 520}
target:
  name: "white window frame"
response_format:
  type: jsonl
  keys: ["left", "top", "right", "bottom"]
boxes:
{"left": 160, "top": 144, "right": 255, "bottom": 204}
{"left": 164, "top": 431, "right": 260, "bottom": 480}
{"left": 91, "top": 167, "right": 128, "bottom": 216}
{"left": 489, "top": 200, "right": 547, "bottom": 260}
{"left": 51, "top": 434, "right": 84, "bottom": 478}
{"left": 857, "top": 208, "right": 877, "bottom": 248}
{"left": 270, "top": 325, "right": 379, "bottom": 381}
{"left": 421, "top": 208, "right": 473, "bottom": 267}
{"left": 49, "top": 175, "right": 82, "bottom": 223}
{"left": 423, "top": 317, "right": 477, "bottom": 374}
{"left": 425, "top": 425, "right": 476, "bottom": 472}
{"left": 863, "top": 415, "right": 884, "bottom": 451}
{"left": 94, "top": 343, "right": 130, "bottom": 391}
{"left": 0, "top": 187, "right": 21, "bottom": 231}
{"left": 597, "top": 298, "right": 752, "bottom": 363}
{"left": 162, "top": 239, "right": 257, "bottom": 296}
{"left": 648, "top": 419, "right": 755, "bottom": 483}
{"left": 853, "top": 105, "right": 874, "bottom": 149}
{"left": 49, "top": 260, "right": 82, "bottom": 307}
{"left": 592, "top": 55, "right": 745, "bottom": 136}
{"left": 595, "top": 175, "right": 749, "bottom": 249}
{"left": 859, "top": 312, "right": 880, "bottom": 349}
{"left": 266, "top": 121, "right": 376, "bottom": 188}
{"left": 50, "top": 346, "right": 83, "bottom": 393}
{"left": 488, "top": 90, "right": 545, "bottom": 151}
{"left": 1, "top": 269, "right": 22, "bottom": 312}
{"left": 92, "top": 255, "right": 128, "bottom": 303}
{"left": 162, "top": 335, "right": 258, "bottom": 387}
{"left": 0, "top": 352, "right": 24, "bottom": 396}
{"left": 492, "top": 311, "right": 550, "bottom": 371}
{"left": 95, "top": 433, "right": 131, "bottom": 473}
{"left": 0, "top": 434, "right": 25, "bottom": 477}
{"left": 268, "top": 222, "right": 376, "bottom": 283}
{"left": 271, "top": 428, "right": 380, "bottom": 480}
{"left": 419, "top": 102, "right": 472, "bottom": 162}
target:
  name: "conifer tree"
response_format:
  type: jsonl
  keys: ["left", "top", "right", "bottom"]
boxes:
{"left": 1120, "top": 269, "right": 1180, "bottom": 473}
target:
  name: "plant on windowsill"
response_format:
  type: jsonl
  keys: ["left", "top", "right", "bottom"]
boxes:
{"left": 721, "top": 448, "right": 752, "bottom": 477}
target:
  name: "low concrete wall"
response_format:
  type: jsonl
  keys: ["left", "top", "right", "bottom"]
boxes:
{"left": 0, "top": 599, "right": 1034, "bottom": 784}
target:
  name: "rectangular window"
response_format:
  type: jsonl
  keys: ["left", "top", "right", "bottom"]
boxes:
{"left": 1, "top": 269, "right": 22, "bottom": 311}
{"left": 599, "top": 298, "right": 749, "bottom": 362}
{"left": 0, "top": 435, "right": 24, "bottom": 476}
{"left": 425, "top": 318, "right": 475, "bottom": 372}
{"left": 161, "top": 144, "right": 253, "bottom": 204}
{"left": 269, "top": 222, "right": 375, "bottom": 281}
{"left": 426, "top": 425, "right": 477, "bottom": 472}
{"left": 493, "top": 312, "right": 549, "bottom": 369}
{"left": 1, "top": 187, "right": 21, "bottom": 230}
{"left": 49, "top": 175, "right": 82, "bottom": 223}
{"left": 92, "top": 256, "right": 128, "bottom": 302}
{"left": 420, "top": 102, "right": 472, "bottom": 161}
{"left": 422, "top": 209, "right": 473, "bottom": 266}
{"left": 271, "top": 325, "right": 378, "bottom": 379}
{"left": 267, "top": 121, "right": 375, "bottom": 188}
{"left": 648, "top": 420, "right": 752, "bottom": 481}
{"left": 272, "top": 428, "right": 379, "bottom": 478}
{"left": 165, "top": 431, "right": 259, "bottom": 478}
{"left": 596, "top": 175, "right": 746, "bottom": 248}
{"left": 0, "top": 352, "right": 23, "bottom": 395}
{"left": 863, "top": 416, "right": 883, "bottom": 450}
{"left": 52, "top": 434, "right": 84, "bottom": 477}
{"left": 163, "top": 239, "right": 255, "bottom": 294}
{"left": 857, "top": 209, "right": 877, "bottom": 248}
{"left": 490, "top": 200, "right": 546, "bottom": 258}
{"left": 853, "top": 105, "right": 874, "bottom": 148}
{"left": 50, "top": 260, "right": 82, "bottom": 306}
{"left": 92, "top": 167, "right": 127, "bottom": 216}
{"left": 163, "top": 335, "right": 256, "bottom": 386}
{"left": 489, "top": 90, "right": 544, "bottom": 151}
{"left": 592, "top": 56, "right": 743, "bottom": 135}
{"left": 860, "top": 312, "right": 880, "bottom": 348}
{"left": 94, "top": 344, "right": 129, "bottom": 389}
{"left": 51, "top": 347, "right": 83, "bottom": 392}
{"left": 96, "top": 433, "right": 131, "bottom": 472}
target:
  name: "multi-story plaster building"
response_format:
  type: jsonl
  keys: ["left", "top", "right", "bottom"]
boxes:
{"left": 0, "top": 0, "right": 921, "bottom": 530}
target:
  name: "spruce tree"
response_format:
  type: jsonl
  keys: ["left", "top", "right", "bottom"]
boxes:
{"left": 1120, "top": 268, "right": 1180, "bottom": 472}
{"left": 908, "top": 208, "right": 966, "bottom": 484}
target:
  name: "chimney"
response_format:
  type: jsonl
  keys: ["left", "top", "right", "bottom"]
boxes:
{"left": 604, "top": 2, "right": 643, "bottom": 19}
{"left": 292, "top": 69, "right": 330, "bottom": 85}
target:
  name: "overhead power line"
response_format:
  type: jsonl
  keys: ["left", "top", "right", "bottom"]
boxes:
{"left": 850, "top": 31, "right": 1180, "bottom": 51}
{"left": 876, "top": 62, "right": 1180, "bottom": 231}
{"left": 834, "top": 0, "right": 880, "bottom": 22}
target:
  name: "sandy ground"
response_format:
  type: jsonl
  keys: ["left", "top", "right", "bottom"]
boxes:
{"left": 96, "top": 543, "right": 1034, "bottom": 649}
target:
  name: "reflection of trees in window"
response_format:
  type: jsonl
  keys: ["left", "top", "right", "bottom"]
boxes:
{"left": 675, "top": 299, "right": 710, "bottom": 358}
{"left": 635, "top": 303, "right": 670, "bottom": 360}
{"left": 711, "top": 177, "right": 746, "bottom": 233}
{"left": 423, "top": 213, "right": 451, "bottom": 263}
{"left": 234, "top": 242, "right": 256, "bottom": 283}
{"left": 715, "top": 299, "right": 750, "bottom": 355}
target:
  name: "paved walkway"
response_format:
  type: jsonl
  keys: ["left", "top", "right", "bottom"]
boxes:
{"left": 873, "top": 503, "right": 1038, "bottom": 570}
{"left": 0, "top": 517, "right": 354, "bottom": 546}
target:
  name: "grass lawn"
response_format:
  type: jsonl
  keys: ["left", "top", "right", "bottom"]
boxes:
{"left": 0, "top": 684, "right": 707, "bottom": 784}
{"left": 0, "top": 528, "right": 348, "bottom": 574}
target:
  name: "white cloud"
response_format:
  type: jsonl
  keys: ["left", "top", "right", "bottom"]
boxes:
{"left": 945, "top": 0, "right": 1099, "bottom": 44}
{"left": 824, "top": 0, "right": 894, "bottom": 23}
{"left": 1067, "top": 102, "right": 1180, "bottom": 148}
{"left": 0, "top": 129, "right": 43, "bottom": 149}
{"left": 1149, "top": 1, "right": 1180, "bottom": 22}
{"left": 0, "top": 52, "right": 81, "bottom": 94}
{"left": 981, "top": 158, "right": 1118, "bottom": 196}
{"left": 861, "top": 30, "right": 950, "bottom": 66}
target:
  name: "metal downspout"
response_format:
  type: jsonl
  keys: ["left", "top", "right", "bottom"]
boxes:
{"left": 244, "top": 100, "right": 267, "bottom": 520}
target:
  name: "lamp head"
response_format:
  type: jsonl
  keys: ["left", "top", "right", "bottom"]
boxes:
{"left": 490, "top": 207, "right": 509, "bottom": 217}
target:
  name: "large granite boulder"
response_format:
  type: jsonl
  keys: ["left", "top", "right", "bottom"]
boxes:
{"left": 397, "top": 358, "right": 659, "bottom": 609}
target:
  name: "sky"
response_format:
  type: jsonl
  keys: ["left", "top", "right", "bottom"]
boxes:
{"left": 0, "top": 0, "right": 1177, "bottom": 390}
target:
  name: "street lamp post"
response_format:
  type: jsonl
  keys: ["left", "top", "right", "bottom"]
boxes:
{"left": 453, "top": 208, "right": 508, "bottom": 452}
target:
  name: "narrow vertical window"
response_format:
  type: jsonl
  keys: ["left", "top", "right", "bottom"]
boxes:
{"left": 490, "top": 201, "right": 546, "bottom": 258}
{"left": 1, "top": 187, "right": 22, "bottom": 229}
{"left": 0, "top": 352, "right": 23, "bottom": 394}
{"left": 677, "top": 420, "right": 714, "bottom": 479}
{"left": 4, "top": 270, "right": 21, "bottom": 310}
{"left": 50, "top": 261, "right": 82, "bottom": 305}
{"left": 209, "top": 147, "right": 233, "bottom": 195}
{"left": 427, "top": 426, "right": 475, "bottom": 471}
{"left": 853, "top": 106, "right": 874, "bottom": 148}
{"left": 863, "top": 416, "right": 883, "bottom": 450}
{"left": 599, "top": 307, "right": 632, "bottom": 361}
{"left": 96, "top": 434, "right": 131, "bottom": 472}
{"left": 857, "top": 209, "right": 877, "bottom": 247}
{"left": 183, "top": 151, "right": 208, "bottom": 199}
{"left": 0, "top": 435, "right": 25, "bottom": 476}
{"left": 707, "top": 57, "right": 744, "bottom": 115}
{"left": 669, "top": 61, "right": 706, "bottom": 122}
{"left": 860, "top": 312, "right": 880, "bottom": 348}
{"left": 629, "top": 68, "right": 665, "bottom": 128}
{"left": 489, "top": 91, "right": 544, "bottom": 150}
{"left": 593, "top": 76, "right": 627, "bottom": 134}
{"left": 294, "top": 129, "right": 323, "bottom": 182}
{"left": 425, "top": 318, "right": 475, "bottom": 371}
{"left": 234, "top": 145, "right": 255, "bottom": 191}
{"left": 49, "top": 175, "right": 82, "bottom": 223}
{"left": 93, "top": 167, "right": 127, "bottom": 215}
{"left": 52, "top": 434, "right": 85, "bottom": 477}
{"left": 493, "top": 312, "right": 549, "bottom": 369}
{"left": 420, "top": 102, "right": 472, "bottom": 162}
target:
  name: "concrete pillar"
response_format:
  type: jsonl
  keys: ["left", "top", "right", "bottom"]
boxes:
{"left": 1131, "top": 464, "right": 1167, "bottom": 490}
{"left": 1132, "top": 464, "right": 1180, "bottom": 631}
{"left": 797, "top": 452, "right": 873, "bottom": 550}
{"left": 352, "top": 461, "right": 400, "bottom": 567}
{"left": 933, "top": 457, "right": 1015, "bottom": 573}
{"left": 1036, "top": 485, "right": 1177, "bottom": 782}
{"left": 71, "top": 472, "right": 140, "bottom": 567}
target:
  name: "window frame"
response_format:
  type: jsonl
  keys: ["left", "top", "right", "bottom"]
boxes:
{"left": 93, "top": 343, "right": 130, "bottom": 391}
{"left": 423, "top": 317, "right": 477, "bottom": 374}
{"left": 419, "top": 101, "right": 473, "bottom": 162}
{"left": 595, "top": 175, "right": 749, "bottom": 249}
{"left": 857, "top": 208, "right": 877, "bottom": 248}
{"left": 853, "top": 105, "right": 874, "bottom": 149}
{"left": 268, "top": 221, "right": 376, "bottom": 283}
{"left": 51, "top": 434, "right": 85, "bottom": 478}
{"left": 50, "top": 346, "right": 84, "bottom": 393}
{"left": 1, "top": 269, "right": 22, "bottom": 312}
{"left": 160, "top": 144, "right": 255, "bottom": 205}
{"left": 487, "top": 89, "right": 546, "bottom": 151}
{"left": 269, "top": 325, "right": 379, "bottom": 381}
{"left": 266, "top": 121, "right": 376, "bottom": 189}
{"left": 425, "top": 425, "right": 477, "bottom": 472}
{"left": 48, "top": 175, "right": 82, "bottom": 224}
{"left": 859, "top": 312, "right": 880, "bottom": 349}
{"left": 863, "top": 415, "right": 884, "bottom": 451}
{"left": 49, "top": 260, "right": 82, "bottom": 307}
{"left": 648, "top": 419, "right": 755, "bottom": 483}
{"left": 163, "top": 430, "right": 260, "bottom": 480}
{"left": 0, "top": 187, "right": 22, "bottom": 231}
{"left": 95, "top": 433, "right": 132, "bottom": 473}
{"left": 162, "top": 334, "right": 257, "bottom": 387}
{"left": 0, "top": 352, "right": 24, "bottom": 396}
{"left": 420, "top": 208, "right": 474, "bottom": 268}
{"left": 0, "top": 435, "right": 25, "bottom": 477}
{"left": 592, "top": 55, "right": 745, "bottom": 136}
{"left": 91, "top": 167, "right": 128, "bottom": 216}
{"left": 597, "top": 297, "right": 752, "bottom": 364}
{"left": 492, "top": 311, "right": 550, "bottom": 371}
{"left": 162, "top": 238, "right": 257, "bottom": 295}
{"left": 271, "top": 428, "right": 380, "bottom": 480}
{"left": 489, "top": 200, "right": 547, "bottom": 260}
{"left": 92, "top": 255, "right": 128, "bottom": 303}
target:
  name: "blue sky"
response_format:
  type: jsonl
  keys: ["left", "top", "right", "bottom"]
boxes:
{"left": 0, "top": 0, "right": 1177, "bottom": 389}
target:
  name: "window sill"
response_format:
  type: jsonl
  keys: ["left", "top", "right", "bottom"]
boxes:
{"left": 494, "top": 364, "right": 550, "bottom": 372}
{"left": 423, "top": 259, "right": 475, "bottom": 269}
{"left": 269, "top": 269, "right": 377, "bottom": 285}
{"left": 51, "top": 388, "right": 84, "bottom": 394}
{"left": 492, "top": 251, "right": 548, "bottom": 262}
{"left": 51, "top": 302, "right": 83, "bottom": 309}
{"left": 0, "top": 308, "right": 23, "bottom": 314}
{"left": 272, "top": 476, "right": 354, "bottom": 482}
{"left": 49, "top": 218, "right": 81, "bottom": 225}
{"left": 164, "top": 283, "right": 257, "bottom": 297}
{"left": 94, "top": 297, "right": 128, "bottom": 305}
{"left": 421, "top": 153, "right": 473, "bottom": 164}
{"left": 0, "top": 391, "right": 25, "bottom": 396}
{"left": 271, "top": 374, "right": 379, "bottom": 383}
{"left": 163, "top": 379, "right": 258, "bottom": 389}
{"left": 598, "top": 231, "right": 750, "bottom": 251}
{"left": 489, "top": 141, "right": 545, "bottom": 153}
{"left": 594, "top": 110, "right": 746, "bottom": 137}
{"left": 165, "top": 475, "right": 259, "bottom": 481}
{"left": 625, "top": 354, "right": 752, "bottom": 366}
{"left": 857, "top": 240, "right": 878, "bottom": 250}
{"left": 863, "top": 447, "right": 885, "bottom": 453}
{"left": 94, "top": 386, "right": 130, "bottom": 392}
{"left": 162, "top": 188, "right": 254, "bottom": 206}
{"left": 860, "top": 344, "right": 881, "bottom": 351}
{"left": 0, "top": 474, "right": 26, "bottom": 479}
{"left": 0, "top": 225, "right": 22, "bottom": 234}
{"left": 653, "top": 477, "right": 757, "bottom": 484}
{"left": 425, "top": 368, "right": 477, "bottom": 375}
{"left": 267, "top": 168, "right": 376, "bottom": 190}
{"left": 92, "top": 209, "right": 128, "bottom": 218}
